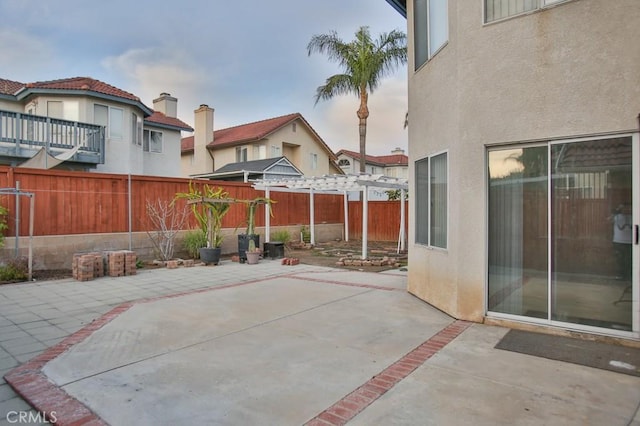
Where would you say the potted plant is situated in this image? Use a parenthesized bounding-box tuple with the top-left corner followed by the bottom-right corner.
(245, 238, 261, 265)
(237, 197, 274, 263)
(175, 182, 233, 265)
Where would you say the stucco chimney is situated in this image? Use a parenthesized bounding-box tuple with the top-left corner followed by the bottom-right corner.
(193, 104, 214, 173)
(153, 92, 178, 118)
(391, 147, 405, 155)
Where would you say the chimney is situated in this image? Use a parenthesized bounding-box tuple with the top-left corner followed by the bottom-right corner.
(153, 92, 177, 118)
(391, 147, 405, 155)
(193, 104, 214, 173)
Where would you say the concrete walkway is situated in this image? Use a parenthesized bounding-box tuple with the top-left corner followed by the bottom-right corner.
(1, 260, 640, 425)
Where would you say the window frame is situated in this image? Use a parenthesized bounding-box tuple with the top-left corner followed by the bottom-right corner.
(415, 150, 449, 249)
(413, 0, 449, 70)
(484, 0, 572, 24)
(143, 129, 163, 153)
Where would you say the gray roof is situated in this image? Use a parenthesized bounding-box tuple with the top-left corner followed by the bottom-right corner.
(215, 157, 285, 173)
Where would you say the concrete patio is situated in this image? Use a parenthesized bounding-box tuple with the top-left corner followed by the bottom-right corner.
(1, 260, 639, 425)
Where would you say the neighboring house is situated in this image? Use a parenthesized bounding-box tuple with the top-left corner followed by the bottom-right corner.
(181, 107, 342, 180)
(337, 148, 408, 200)
(387, 0, 640, 338)
(0, 77, 192, 176)
(337, 148, 408, 178)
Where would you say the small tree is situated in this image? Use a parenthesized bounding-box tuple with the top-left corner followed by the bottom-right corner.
(145, 198, 188, 261)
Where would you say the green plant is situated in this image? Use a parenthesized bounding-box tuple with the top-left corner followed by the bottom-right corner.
(248, 238, 258, 253)
(136, 259, 145, 269)
(183, 230, 207, 259)
(238, 197, 275, 236)
(0, 257, 28, 282)
(0, 205, 8, 248)
(270, 229, 291, 245)
(174, 182, 233, 248)
(300, 225, 311, 243)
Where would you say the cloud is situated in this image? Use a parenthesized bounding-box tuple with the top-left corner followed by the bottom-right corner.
(0, 29, 59, 81)
(102, 46, 212, 127)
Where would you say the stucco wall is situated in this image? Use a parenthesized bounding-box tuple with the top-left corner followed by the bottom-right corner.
(407, 0, 640, 321)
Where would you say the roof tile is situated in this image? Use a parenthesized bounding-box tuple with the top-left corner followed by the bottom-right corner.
(146, 111, 193, 131)
(0, 78, 24, 95)
(24, 77, 140, 102)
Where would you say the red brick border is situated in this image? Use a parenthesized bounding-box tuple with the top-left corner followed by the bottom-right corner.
(4, 272, 447, 425)
(304, 320, 473, 426)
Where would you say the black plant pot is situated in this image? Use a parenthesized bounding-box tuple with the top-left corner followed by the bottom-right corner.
(199, 247, 221, 265)
(238, 234, 260, 263)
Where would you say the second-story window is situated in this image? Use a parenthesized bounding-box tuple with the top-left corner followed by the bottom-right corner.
(131, 113, 142, 146)
(414, 0, 448, 69)
(143, 130, 163, 153)
(272, 145, 281, 157)
(236, 146, 248, 162)
(310, 153, 318, 170)
(485, 0, 566, 23)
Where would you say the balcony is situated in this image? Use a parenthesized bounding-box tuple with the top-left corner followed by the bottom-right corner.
(0, 109, 105, 166)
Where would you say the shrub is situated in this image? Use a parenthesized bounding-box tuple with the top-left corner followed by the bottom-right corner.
(0, 205, 8, 248)
(0, 257, 28, 282)
(183, 230, 207, 259)
(270, 229, 291, 245)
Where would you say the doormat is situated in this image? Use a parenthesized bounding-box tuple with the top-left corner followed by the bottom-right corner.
(495, 329, 640, 377)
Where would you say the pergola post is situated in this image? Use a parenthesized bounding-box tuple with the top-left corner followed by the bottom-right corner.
(362, 186, 368, 260)
(264, 187, 271, 243)
(309, 187, 315, 245)
(343, 190, 349, 242)
(400, 188, 406, 252)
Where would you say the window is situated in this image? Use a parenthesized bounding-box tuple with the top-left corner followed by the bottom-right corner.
(414, 0, 448, 69)
(415, 152, 448, 248)
(236, 146, 248, 162)
(131, 113, 142, 146)
(109, 107, 124, 139)
(292, 123, 297, 132)
(272, 145, 281, 157)
(310, 153, 318, 170)
(143, 130, 163, 153)
(338, 159, 350, 167)
(94, 104, 108, 128)
(47, 101, 64, 119)
(485, 0, 567, 23)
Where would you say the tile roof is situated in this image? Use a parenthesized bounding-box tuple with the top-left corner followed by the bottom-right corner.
(145, 111, 193, 131)
(181, 113, 337, 161)
(338, 149, 408, 167)
(211, 113, 300, 147)
(555, 137, 632, 172)
(0, 78, 24, 95)
(22, 77, 141, 101)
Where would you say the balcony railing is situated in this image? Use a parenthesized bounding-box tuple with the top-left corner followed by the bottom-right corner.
(0, 109, 105, 165)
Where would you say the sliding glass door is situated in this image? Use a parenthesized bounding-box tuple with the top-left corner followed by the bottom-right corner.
(488, 136, 636, 333)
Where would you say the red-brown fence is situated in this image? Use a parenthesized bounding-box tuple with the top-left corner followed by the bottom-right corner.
(347, 200, 409, 242)
(0, 167, 346, 236)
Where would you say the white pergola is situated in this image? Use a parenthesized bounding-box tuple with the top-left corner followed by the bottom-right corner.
(253, 174, 408, 259)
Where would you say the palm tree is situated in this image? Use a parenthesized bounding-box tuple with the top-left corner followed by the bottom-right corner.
(308, 26, 407, 173)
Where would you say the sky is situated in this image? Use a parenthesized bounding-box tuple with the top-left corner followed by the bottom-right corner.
(0, 0, 408, 156)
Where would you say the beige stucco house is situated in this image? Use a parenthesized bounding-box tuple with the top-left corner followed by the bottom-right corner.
(387, 0, 639, 339)
(337, 148, 408, 200)
(181, 106, 342, 179)
(0, 77, 192, 176)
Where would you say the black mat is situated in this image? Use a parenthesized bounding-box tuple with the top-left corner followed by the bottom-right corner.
(495, 329, 640, 377)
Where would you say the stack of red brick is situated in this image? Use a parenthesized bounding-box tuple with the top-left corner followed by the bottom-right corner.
(72, 252, 103, 282)
(72, 250, 137, 281)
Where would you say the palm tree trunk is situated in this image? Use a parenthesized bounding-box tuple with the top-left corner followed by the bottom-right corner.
(357, 90, 369, 174)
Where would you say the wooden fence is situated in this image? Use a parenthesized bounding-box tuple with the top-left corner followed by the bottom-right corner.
(347, 200, 409, 242)
(0, 167, 406, 241)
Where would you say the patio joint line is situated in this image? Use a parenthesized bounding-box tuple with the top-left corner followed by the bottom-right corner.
(2, 273, 384, 425)
(283, 273, 405, 292)
(304, 320, 473, 426)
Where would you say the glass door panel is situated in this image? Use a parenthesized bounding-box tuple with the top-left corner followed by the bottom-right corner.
(550, 137, 633, 331)
(488, 147, 548, 318)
